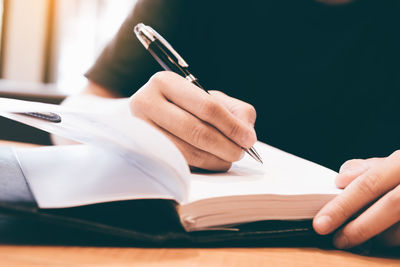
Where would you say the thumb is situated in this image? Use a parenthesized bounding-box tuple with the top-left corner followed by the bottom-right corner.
(336, 157, 383, 189)
(208, 90, 257, 128)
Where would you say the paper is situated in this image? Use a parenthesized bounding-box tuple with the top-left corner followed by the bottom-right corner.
(15, 145, 179, 208)
(186, 142, 341, 204)
(0, 97, 190, 202)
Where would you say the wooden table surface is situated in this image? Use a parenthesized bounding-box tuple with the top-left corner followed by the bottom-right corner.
(1, 246, 399, 267)
(0, 140, 399, 267)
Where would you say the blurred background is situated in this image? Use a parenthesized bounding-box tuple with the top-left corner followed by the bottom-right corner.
(0, 0, 136, 96)
(0, 0, 136, 144)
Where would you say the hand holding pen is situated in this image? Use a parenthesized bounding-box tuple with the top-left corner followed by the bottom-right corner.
(130, 23, 262, 171)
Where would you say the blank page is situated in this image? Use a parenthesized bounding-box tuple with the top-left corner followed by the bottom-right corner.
(15, 145, 179, 208)
(187, 142, 341, 204)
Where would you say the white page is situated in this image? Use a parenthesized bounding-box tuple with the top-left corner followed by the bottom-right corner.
(15, 145, 178, 208)
(0, 97, 190, 202)
(187, 142, 341, 204)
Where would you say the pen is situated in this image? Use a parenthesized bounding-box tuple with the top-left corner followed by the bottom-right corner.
(134, 23, 263, 164)
(20, 112, 62, 123)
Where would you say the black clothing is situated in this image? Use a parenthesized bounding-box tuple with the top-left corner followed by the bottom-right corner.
(86, 0, 400, 170)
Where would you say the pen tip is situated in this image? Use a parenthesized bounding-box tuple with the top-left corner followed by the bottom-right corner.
(245, 147, 263, 164)
(255, 156, 263, 164)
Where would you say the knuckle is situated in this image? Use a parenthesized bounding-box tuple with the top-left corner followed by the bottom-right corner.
(330, 199, 353, 221)
(245, 103, 257, 121)
(148, 71, 170, 88)
(228, 122, 243, 140)
(357, 172, 383, 196)
(191, 124, 215, 148)
(199, 98, 221, 120)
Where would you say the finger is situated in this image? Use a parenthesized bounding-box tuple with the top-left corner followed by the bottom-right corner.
(147, 119, 232, 171)
(333, 184, 400, 249)
(132, 89, 243, 163)
(377, 222, 400, 247)
(336, 158, 384, 189)
(314, 150, 400, 235)
(161, 128, 232, 171)
(208, 90, 257, 128)
(131, 115, 232, 171)
(150, 72, 257, 148)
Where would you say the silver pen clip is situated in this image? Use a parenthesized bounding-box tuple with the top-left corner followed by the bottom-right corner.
(18, 112, 62, 123)
(134, 23, 189, 68)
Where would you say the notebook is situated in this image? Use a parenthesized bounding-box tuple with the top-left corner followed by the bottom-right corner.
(0, 97, 341, 244)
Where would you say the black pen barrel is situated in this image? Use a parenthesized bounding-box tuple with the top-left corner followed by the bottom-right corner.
(148, 41, 190, 76)
(148, 41, 204, 90)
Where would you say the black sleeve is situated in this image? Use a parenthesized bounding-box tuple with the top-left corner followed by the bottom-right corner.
(84, 0, 186, 97)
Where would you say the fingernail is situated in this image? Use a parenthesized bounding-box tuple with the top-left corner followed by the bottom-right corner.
(314, 215, 332, 235)
(334, 234, 349, 249)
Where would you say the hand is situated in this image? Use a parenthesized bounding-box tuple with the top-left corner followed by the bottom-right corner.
(313, 151, 400, 249)
(129, 71, 257, 171)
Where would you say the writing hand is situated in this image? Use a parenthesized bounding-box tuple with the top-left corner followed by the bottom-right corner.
(130, 71, 257, 171)
(313, 152, 400, 248)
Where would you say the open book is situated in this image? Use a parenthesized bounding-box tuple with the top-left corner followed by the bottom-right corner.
(0, 97, 341, 232)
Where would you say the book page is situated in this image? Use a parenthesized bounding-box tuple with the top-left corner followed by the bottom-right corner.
(0, 97, 190, 203)
(15, 145, 179, 208)
(186, 142, 341, 204)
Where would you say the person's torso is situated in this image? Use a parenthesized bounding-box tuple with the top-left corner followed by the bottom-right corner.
(140, 0, 400, 169)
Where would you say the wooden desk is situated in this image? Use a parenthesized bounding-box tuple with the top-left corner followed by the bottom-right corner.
(0, 141, 399, 267)
(1, 247, 399, 267)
